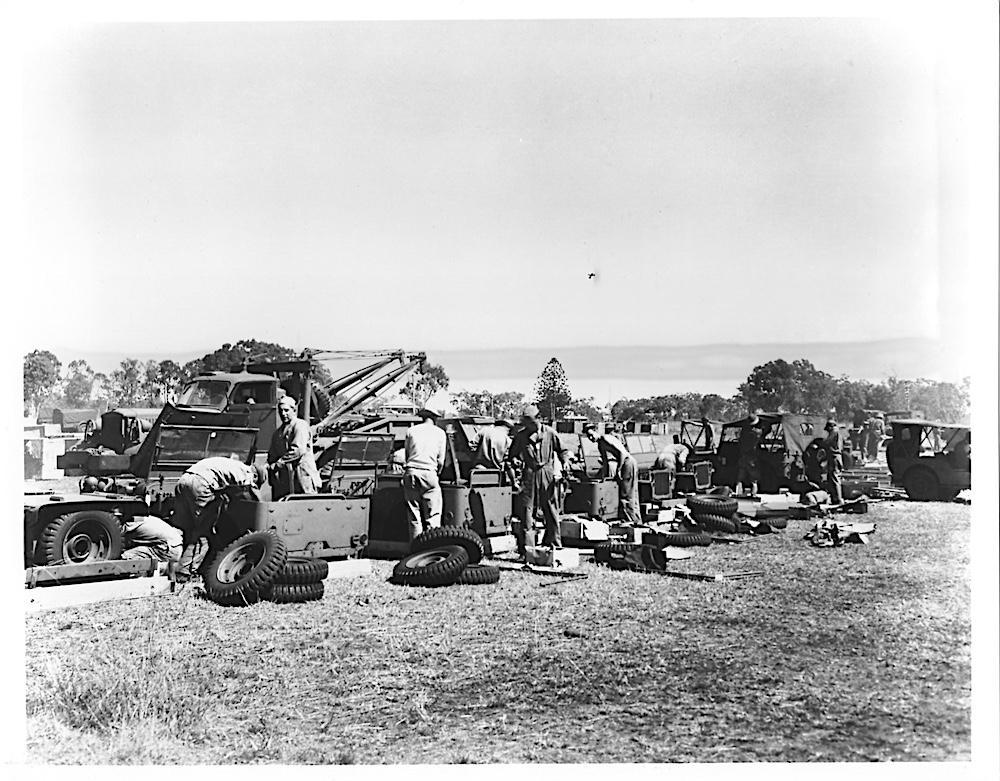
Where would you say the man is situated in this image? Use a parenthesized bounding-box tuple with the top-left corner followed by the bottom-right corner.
(700, 416, 716, 451)
(867, 413, 885, 462)
(268, 395, 321, 499)
(506, 405, 568, 553)
(402, 408, 448, 541)
(652, 441, 689, 500)
(821, 418, 845, 505)
(583, 423, 641, 525)
(736, 414, 762, 496)
(171, 456, 266, 580)
(121, 514, 183, 564)
(474, 418, 513, 474)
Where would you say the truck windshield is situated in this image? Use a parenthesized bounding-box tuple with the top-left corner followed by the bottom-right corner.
(153, 427, 257, 467)
(177, 380, 231, 409)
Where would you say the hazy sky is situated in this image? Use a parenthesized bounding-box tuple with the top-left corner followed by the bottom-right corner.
(18, 16, 980, 377)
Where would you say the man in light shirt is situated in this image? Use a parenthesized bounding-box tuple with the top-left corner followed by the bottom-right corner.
(121, 514, 183, 564)
(402, 408, 448, 541)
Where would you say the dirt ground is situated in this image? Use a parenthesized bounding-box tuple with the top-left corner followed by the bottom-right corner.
(23, 497, 971, 765)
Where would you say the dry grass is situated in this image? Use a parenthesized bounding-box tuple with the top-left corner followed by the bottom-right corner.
(25, 500, 971, 764)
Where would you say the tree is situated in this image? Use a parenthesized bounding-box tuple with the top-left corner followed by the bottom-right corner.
(566, 396, 605, 423)
(182, 339, 334, 388)
(62, 360, 96, 407)
(451, 389, 527, 418)
(534, 358, 572, 421)
(404, 363, 450, 407)
(23, 350, 61, 416)
(738, 359, 837, 414)
(145, 359, 183, 404)
(108, 359, 149, 406)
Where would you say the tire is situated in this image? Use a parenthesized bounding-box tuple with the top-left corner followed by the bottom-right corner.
(692, 512, 739, 534)
(454, 563, 500, 585)
(390, 545, 470, 587)
(411, 526, 484, 565)
(763, 516, 788, 530)
(608, 558, 631, 571)
(203, 530, 288, 607)
(660, 531, 712, 548)
(686, 495, 738, 517)
(264, 581, 325, 604)
(36, 510, 123, 565)
(310, 386, 332, 425)
(594, 542, 640, 564)
(273, 556, 329, 585)
(903, 467, 940, 502)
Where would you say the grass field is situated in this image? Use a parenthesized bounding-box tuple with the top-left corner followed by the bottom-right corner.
(24, 500, 971, 765)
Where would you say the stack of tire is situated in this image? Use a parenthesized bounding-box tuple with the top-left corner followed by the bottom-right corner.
(390, 527, 500, 587)
(203, 530, 329, 607)
(685, 494, 741, 534)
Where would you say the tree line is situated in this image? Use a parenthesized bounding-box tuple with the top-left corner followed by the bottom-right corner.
(26, 347, 969, 426)
(451, 357, 970, 425)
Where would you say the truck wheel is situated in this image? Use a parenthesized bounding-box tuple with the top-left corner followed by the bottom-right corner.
(203, 530, 287, 606)
(36, 510, 123, 565)
(660, 531, 712, 548)
(686, 495, 738, 518)
(264, 581, 325, 604)
(273, 556, 329, 585)
(390, 545, 470, 587)
(903, 467, 940, 502)
(455, 563, 500, 585)
(691, 512, 739, 534)
(411, 526, 484, 564)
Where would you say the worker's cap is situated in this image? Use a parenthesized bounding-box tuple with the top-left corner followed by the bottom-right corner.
(252, 463, 267, 486)
(825, 419, 837, 429)
(521, 405, 540, 419)
(747, 414, 760, 425)
(417, 408, 441, 420)
(583, 422, 599, 433)
(874, 412, 885, 418)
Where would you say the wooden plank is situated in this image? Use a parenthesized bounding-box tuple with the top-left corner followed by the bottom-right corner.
(26, 558, 159, 586)
(325, 558, 372, 579)
(25, 575, 174, 613)
(658, 570, 765, 583)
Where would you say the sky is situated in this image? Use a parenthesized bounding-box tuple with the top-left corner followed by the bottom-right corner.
(16, 14, 986, 371)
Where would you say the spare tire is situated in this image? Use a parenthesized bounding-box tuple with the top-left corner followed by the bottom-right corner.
(411, 526, 484, 564)
(391, 545, 470, 587)
(203, 530, 287, 607)
(692, 512, 739, 534)
(660, 531, 712, 548)
(273, 556, 329, 585)
(455, 563, 501, 585)
(265, 581, 325, 604)
(686, 495, 738, 517)
(36, 510, 123, 566)
(763, 516, 788, 530)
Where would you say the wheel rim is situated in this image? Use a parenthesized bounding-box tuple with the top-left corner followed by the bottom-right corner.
(407, 550, 453, 567)
(216, 541, 266, 583)
(61, 519, 113, 563)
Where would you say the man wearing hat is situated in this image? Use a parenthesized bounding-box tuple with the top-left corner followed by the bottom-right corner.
(171, 456, 267, 580)
(268, 394, 322, 499)
(402, 408, 448, 540)
(506, 405, 568, 554)
(736, 414, 763, 497)
(821, 417, 845, 505)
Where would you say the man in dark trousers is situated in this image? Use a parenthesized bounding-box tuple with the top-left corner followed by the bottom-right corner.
(268, 394, 322, 498)
(171, 456, 266, 580)
(585, 423, 642, 523)
(506, 405, 568, 554)
(822, 418, 845, 505)
(736, 414, 762, 496)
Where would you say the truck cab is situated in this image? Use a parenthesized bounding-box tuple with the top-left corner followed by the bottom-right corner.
(886, 420, 970, 501)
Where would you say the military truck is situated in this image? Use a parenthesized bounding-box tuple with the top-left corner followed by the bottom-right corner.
(886, 420, 971, 501)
